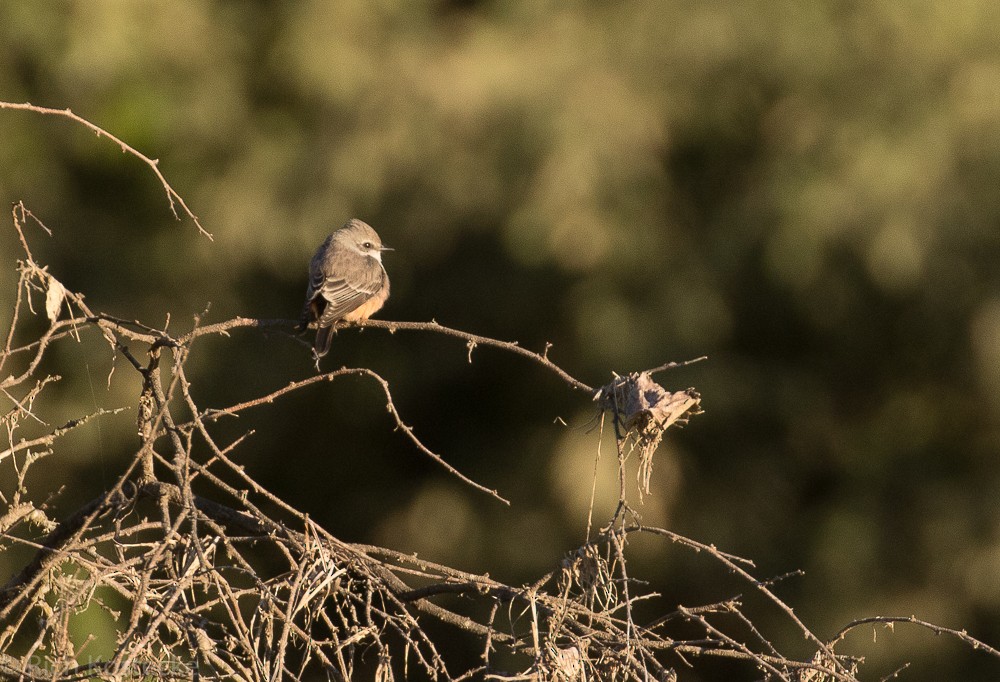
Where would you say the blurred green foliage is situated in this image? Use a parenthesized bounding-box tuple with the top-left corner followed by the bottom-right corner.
(3, 1, 1000, 678)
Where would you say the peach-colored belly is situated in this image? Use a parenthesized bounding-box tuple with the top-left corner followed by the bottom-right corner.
(342, 287, 389, 322)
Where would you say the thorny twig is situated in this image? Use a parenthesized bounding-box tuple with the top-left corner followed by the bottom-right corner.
(0, 102, 210, 239)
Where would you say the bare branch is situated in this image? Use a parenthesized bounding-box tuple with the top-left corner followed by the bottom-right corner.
(0, 102, 210, 239)
(830, 615, 1000, 657)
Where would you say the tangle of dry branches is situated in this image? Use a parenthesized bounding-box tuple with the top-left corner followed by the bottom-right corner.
(1, 102, 998, 681)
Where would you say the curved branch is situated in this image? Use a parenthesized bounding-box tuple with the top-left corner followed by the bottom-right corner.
(829, 615, 1000, 658)
(354, 319, 596, 394)
(0, 101, 210, 239)
(179, 316, 596, 394)
(200, 366, 510, 505)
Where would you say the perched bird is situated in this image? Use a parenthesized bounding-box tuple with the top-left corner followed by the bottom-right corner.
(301, 218, 391, 360)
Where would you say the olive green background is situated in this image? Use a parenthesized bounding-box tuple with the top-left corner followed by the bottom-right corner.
(3, 2, 1000, 679)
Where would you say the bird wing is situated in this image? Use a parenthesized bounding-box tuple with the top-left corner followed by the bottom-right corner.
(311, 266, 385, 326)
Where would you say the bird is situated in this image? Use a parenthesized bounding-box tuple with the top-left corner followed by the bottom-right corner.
(300, 218, 391, 361)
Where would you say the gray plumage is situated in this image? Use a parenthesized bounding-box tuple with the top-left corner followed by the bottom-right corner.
(301, 219, 391, 359)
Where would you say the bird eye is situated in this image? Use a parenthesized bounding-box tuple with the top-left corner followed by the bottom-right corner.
(363, 242, 373, 249)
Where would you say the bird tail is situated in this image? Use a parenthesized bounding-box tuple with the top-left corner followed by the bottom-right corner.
(314, 325, 335, 358)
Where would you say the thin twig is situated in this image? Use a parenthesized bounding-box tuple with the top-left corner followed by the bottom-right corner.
(830, 615, 1000, 657)
(0, 101, 210, 239)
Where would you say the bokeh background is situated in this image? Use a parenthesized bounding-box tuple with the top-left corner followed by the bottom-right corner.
(3, 1, 1000, 679)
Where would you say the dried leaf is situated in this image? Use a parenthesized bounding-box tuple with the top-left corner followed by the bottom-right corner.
(597, 371, 703, 495)
(45, 274, 65, 323)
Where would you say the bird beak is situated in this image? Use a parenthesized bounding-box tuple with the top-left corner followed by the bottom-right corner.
(380, 246, 394, 252)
